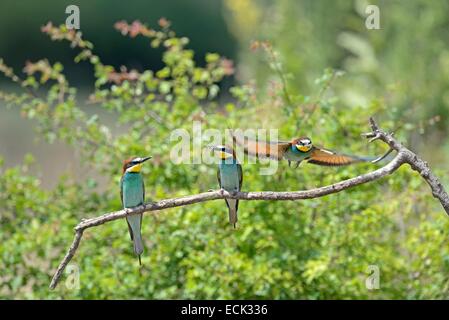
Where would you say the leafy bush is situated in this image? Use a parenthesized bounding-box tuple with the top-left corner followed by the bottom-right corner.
(1, 18, 449, 299)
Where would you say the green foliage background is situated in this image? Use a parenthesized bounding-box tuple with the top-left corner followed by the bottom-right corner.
(1, 0, 449, 299)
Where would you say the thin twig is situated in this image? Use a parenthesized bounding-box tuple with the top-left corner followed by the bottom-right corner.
(300, 71, 339, 128)
(262, 44, 293, 108)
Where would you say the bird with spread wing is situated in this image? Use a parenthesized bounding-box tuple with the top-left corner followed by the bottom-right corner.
(232, 132, 388, 168)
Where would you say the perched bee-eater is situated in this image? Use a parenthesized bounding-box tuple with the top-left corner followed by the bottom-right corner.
(120, 156, 152, 265)
(233, 133, 384, 168)
(212, 145, 243, 228)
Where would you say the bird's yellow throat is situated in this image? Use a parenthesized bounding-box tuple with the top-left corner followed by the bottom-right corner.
(296, 145, 311, 152)
(219, 151, 233, 159)
(127, 163, 142, 173)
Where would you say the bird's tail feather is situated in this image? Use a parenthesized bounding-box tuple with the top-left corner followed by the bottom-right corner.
(226, 199, 238, 227)
(126, 214, 144, 260)
(356, 148, 395, 164)
(133, 230, 144, 256)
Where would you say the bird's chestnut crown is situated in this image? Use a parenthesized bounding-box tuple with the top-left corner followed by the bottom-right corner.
(123, 156, 152, 173)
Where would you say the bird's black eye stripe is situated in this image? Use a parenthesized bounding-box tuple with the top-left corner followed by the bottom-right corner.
(221, 147, 226, 151)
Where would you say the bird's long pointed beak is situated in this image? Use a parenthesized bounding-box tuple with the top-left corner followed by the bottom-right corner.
(141, 156, 152, 163)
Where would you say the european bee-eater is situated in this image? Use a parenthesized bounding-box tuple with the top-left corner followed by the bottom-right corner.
(212, 145, 243, 228)
(232, 133, 384, 168)
(120, 156, 152, 265)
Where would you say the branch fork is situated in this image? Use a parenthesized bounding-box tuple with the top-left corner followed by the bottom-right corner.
(49, 118, 449, 289)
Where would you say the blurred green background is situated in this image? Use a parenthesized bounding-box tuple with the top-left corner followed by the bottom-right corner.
(0, 0, 236, 188)
(1, 0, 449, 299)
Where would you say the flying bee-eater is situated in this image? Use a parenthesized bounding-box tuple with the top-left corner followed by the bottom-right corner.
(232, 133, 386, 168)
(211, 145, 243, 228)
(120, 156, 152, 265)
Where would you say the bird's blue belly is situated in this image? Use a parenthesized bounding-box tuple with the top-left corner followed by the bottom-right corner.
(122, 173, 144, 208)
(219, 163, 240, 191)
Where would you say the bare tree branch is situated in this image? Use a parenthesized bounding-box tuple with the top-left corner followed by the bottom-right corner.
(49, 118, 449, 290)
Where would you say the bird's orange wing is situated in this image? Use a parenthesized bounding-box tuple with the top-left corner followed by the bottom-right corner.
(307, 146, 364, 166)
(232, 132, 290, 160)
